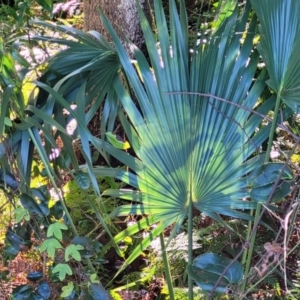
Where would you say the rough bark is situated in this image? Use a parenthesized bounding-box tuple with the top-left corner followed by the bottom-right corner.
(83, 0, 153, 51)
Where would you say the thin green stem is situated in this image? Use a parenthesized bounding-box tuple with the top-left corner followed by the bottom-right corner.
(242, 93, 282, 289)
(188, 200, 194, 300)
(242, 209, 254, 266)
(160, 233, 175, 300)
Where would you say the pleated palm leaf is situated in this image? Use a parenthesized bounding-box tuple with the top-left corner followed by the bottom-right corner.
(251, 0, 300, 111)
(90, 0, 275, 271)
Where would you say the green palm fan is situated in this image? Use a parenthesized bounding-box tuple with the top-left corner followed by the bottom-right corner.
(91, 0, 274, 272)
(251, 0, 300, 111)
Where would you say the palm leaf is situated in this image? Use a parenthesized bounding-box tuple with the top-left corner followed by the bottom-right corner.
(93, 0, 274, 269)
(251, 0, 300, 110)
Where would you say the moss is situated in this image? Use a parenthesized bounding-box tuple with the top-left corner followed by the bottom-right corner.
(291, 154, 300, 164)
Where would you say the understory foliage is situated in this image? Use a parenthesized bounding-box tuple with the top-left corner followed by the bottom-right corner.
(1, 0, 300, 299)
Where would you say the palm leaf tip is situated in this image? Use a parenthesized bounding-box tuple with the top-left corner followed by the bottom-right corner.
(251, 0, 300, 110)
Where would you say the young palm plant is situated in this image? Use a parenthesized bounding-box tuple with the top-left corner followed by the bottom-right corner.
(3, 0, 295, 298)
(84, 0, 292, 296)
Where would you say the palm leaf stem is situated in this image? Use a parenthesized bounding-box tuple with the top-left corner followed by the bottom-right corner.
(188, 199, 193, 300)
(243, 93, 282, 286)
(159, 233, 175, 300)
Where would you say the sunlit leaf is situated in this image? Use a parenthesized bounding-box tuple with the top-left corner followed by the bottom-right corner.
(40, 238, 62, 259)
(106, 132, 130, 149)
(64, 244, 84, 262)
(52, 263, 73, 281)
(47, 222, 68, 240)
(61, 282, 74, 298)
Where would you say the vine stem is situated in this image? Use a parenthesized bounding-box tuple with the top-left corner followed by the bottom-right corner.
(28, 128, 97, 274)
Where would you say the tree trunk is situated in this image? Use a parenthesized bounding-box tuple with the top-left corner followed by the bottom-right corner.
(83, 0, 153, 51)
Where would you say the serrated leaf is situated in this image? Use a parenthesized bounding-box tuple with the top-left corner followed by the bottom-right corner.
(52, 263, 73, 281)
(14, 207, 30, 222)
(40, 238, 62, 258)
(64, 244, 84, 262)
(61, 282, 74, 298)
(106, 132, 130, 149)
(47, 222, 68, 240)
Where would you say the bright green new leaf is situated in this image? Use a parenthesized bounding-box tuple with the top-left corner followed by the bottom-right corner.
(61, 282, 74, 298)
(47, 223, 68, 240)
(14, 207, 30, 222)
(52, 264, 73, 282)
(40, 238, 62, 259)
(106, 132, 130, 149)
(64, 244, 84, 262)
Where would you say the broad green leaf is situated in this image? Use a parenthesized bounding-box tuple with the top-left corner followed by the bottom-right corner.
(250, 181, 293, 203)
(64, 244, 84, 262)
(106, 132, 131, 149)
(11, 284, 33, 300)
(61, 282, 74, 298)
(6, 231, 23, 252)
(0, 169, 18, 191)
(88, 283, 111, 300)
(248, 163, 294, 188)
(37, 281, 51, 299)
(187, 253, 243, 293)
(52, 264, 73, 282)
(248, 163, 294, 202)
(40, 238, 62, 259)
(27, 272, 43, 282)
(47, 223, 68, 240)
(74, 171, 90, 190)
